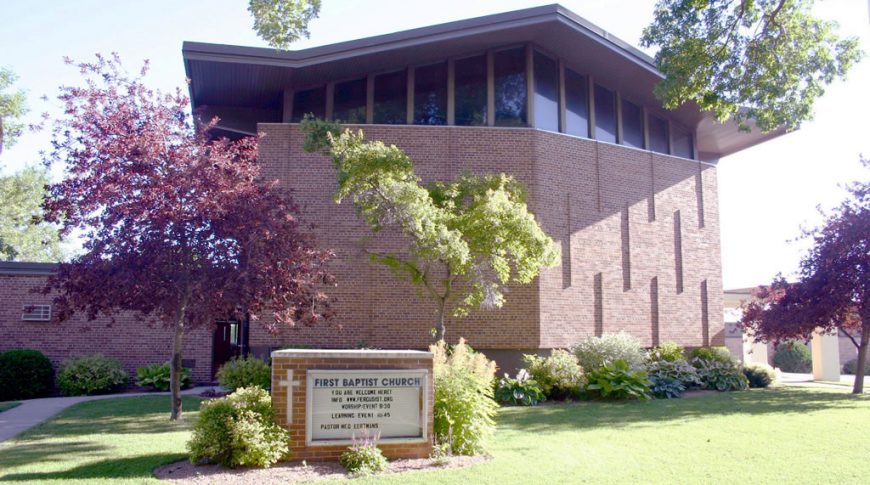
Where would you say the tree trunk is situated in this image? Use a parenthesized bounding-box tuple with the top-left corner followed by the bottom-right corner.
(434, 298, 447, 342)
(170, 298, 188, 421)
(852, 324, 869, 394)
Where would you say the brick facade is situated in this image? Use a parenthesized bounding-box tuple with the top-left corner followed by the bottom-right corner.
(253, 123, 724, 360)
(0, 272, 214, 383)
(0, 124, 724, 379)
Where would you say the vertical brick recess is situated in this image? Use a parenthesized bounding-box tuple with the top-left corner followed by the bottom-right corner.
(621, 206, 631, 291)
(701, 279, 710, 347)
(673, 210, 684, 295)
(270, 349, 434, 461)
(593, 272, 604, 337)
(650, 276, 659, 346)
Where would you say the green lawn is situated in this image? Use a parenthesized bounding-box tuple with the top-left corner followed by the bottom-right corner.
(0, 402, 21, 413)
(1, 389, 869, 484)
(0, 396, 201, 484)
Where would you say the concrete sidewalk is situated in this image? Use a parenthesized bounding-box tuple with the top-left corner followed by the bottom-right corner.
(0, 386, 221, 443)
(779, 372, 868, 391)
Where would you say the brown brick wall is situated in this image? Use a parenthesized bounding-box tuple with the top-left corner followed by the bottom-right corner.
(271, 352, 434, 460)
(0, 274, 215, 383)
(255, 124, 724, 354)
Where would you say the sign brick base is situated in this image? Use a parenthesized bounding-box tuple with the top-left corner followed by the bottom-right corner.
(271, 349, 434, 461)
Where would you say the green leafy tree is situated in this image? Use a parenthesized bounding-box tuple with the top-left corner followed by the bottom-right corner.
(0, 167, 62, 262)
(0, 67, 28, 155)
(248, 0, 321, 50)
(304, 119, 558, 341)
(642, 0, 863, 132)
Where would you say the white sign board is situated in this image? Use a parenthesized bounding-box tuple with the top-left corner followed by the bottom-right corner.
(306, 369, 427, 445)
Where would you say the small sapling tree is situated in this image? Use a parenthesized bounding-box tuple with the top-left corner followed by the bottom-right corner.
(41, 55, 334, 419)
(303, 119, 558, 341)
(741, 159, 869, 393)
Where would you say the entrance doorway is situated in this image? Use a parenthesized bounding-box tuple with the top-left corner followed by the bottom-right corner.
(212, 320, 242, 378)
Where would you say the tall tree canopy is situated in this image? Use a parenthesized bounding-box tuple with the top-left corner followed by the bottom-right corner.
(0, 166, 62, 262)
(249, 0, 322, 50)
(741, 158, 869, 393)
(303, 119, 558, 341)
(42, 55, 335, 419)
(0, 67, 28, 155)
(642, 0, 863, 132)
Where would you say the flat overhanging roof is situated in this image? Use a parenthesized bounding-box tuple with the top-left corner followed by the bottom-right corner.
(183, 3, 787, 160)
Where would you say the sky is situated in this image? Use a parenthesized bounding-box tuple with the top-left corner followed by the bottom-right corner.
(1, 0, 868, 290)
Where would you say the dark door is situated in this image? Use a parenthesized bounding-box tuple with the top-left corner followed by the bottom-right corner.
(212, 320, 241, 378)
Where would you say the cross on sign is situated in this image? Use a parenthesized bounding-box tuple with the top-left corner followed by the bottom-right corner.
(278, 369, 301, 421)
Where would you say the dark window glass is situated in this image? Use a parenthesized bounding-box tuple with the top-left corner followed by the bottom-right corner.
(533, 51, 559, 132)
(373, 70, 407, 124)
(414, 62, 447, 125)
(454, 55, 487, 126)
(291, 87, 326, 122)
(564, 68, 588, 137)
(648, 114, 669, 154)
(594, 85, 616, 143)
(494, 48, 527, 127)
(621, 99, 644, 148)
(333, 78, 367, 123)
(672, 124, 694, 159)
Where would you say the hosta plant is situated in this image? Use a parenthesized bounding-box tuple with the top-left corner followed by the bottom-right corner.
(646, 359, 702, 399)
(137, 362, 191, 391)
(585, 359, 652, 400)
(693, 359, 749, 392)
(494, 369, 545, 406)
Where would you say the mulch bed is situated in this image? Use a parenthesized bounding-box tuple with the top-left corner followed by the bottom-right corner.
(154, 455, 489, 484)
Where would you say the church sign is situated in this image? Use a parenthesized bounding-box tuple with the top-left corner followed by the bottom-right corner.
(270, 348, 434, 461)
(307, 369, 427, 444)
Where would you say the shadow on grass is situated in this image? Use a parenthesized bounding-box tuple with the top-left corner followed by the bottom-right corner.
(21, 396, 201, 439)
(498, 388, 870, 433)
(0, 441, 109, 468)
(0, 453, 184, 481)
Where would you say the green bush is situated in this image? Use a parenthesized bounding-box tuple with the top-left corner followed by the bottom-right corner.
(773, 343, 812, 373)
(494, 370, 545, 406)
(431, 338, 498, 456)
(136, 363, 192, 391)
(585, 359, 652, 400)
(572, 331, 645, 371)
(689, 346, 733, 365)
(56, 355, 128, 396)
(187, 387, 289, 468)
(647, 342, 686, 363)
(693, 359, 749, 391)
(217, 356, 271, 391)
(743, 363, 776, 388)
(0, 349, 54, 400)
(522, 349, 586, 399)
(645, 359, 701, 399)
(843, 358, 870, 375)
(339, 435, 389, 476)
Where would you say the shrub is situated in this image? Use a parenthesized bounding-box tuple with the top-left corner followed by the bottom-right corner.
(494, 370, 545, 406)
(743, 363, 776, 388)
(842, 358, 870, 375)
(693, 359, 748, 391)
(0, 349, 54, 400)
(572, 331, 645, 371)
(217, 356, 271, 391)
(585, 359, 652, 400)
(188, 387, 289, 468)
(56, 355, 128, 396)
(522, 349, 586, 399)
(339, 434, 389, 476)
(136, 363, 192, 391)
(645, 359, 701, 399)
(431, 338, 498, 456)
(647, 342, 685, 363)
(689, 346, 733, 365)
(773, 343, 812, 373)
